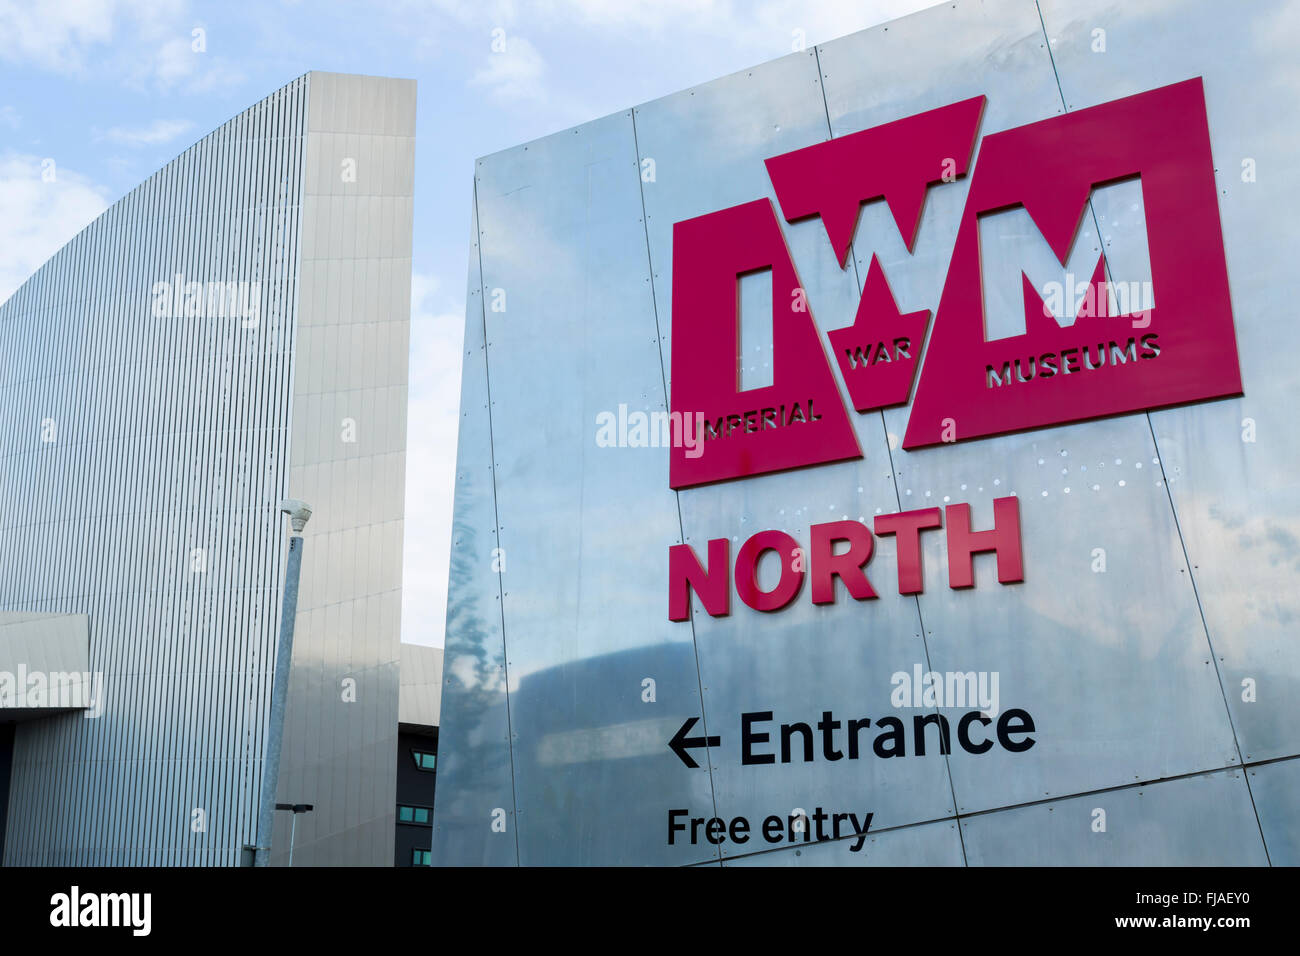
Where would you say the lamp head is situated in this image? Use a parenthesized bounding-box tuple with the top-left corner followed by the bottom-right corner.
(279, 499, 312, 534)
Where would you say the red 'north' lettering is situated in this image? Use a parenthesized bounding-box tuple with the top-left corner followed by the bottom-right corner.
(668, 497, 1023, 620)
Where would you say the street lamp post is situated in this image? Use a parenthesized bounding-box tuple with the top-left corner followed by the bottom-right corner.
(253, 498, 312, 867)
(276, 803, 315, 867)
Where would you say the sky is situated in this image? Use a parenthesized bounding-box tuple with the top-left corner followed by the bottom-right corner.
(0, 0, 933, 646)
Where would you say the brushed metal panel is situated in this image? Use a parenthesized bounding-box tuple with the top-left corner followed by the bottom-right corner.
(961, 767, 1268, 865)
(632, 50, 956, 848)
(398, 643, 443, 727)
(434, 0, 1297, 865)
(818, 0, 1240, 813)
(430, 195, 519, 867)
(275, 72, 414, 866)
(723, 818, 964, 866)
(0, 613, 89, 699)
(473, 112, 715, 865)
(1038, 0, 1300, 766)
(1248, 757, 1300, 865)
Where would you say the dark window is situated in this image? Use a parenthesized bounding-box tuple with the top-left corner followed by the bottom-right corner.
(411, 749, 437, 772)
(398, 804, 432, 827)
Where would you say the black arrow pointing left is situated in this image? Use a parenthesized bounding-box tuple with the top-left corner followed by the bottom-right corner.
(669, 716, 720, 769)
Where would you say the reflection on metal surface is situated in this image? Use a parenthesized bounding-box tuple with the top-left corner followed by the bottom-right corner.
(961, 768, 1268, 866)
(1247, 758, 1300, 865)
(1038, 0, 1300, 767)
(724, 818, 964, 867)
(429, 196, 519, 867)
(435, 0, 1297, 866)
(537, 717, 683, 767)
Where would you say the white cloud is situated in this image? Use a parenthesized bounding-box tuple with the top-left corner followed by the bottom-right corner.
(138, 30, 245, 94)
(0, 1, 242, 93)
(379, 0, 519, 29)
(401, 272, 466, 648)
(177, 58, 246, 95)
(469, 34, 548, 104)
(101, 118, 193, 146)
(0, 152, 108, 306)
(153, 34, 197, 86)
(525, 0, 933, 52)
(0, 0, 118, 73)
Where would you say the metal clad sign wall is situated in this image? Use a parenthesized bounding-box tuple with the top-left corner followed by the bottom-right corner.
(432, 0, 1299, 865)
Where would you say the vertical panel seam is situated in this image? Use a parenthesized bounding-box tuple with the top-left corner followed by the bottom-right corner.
(1033, 0, 1271, 865)
(812, 40, 970, 866)
(629, 108, 723, 864)
(471, 178, 522, 866)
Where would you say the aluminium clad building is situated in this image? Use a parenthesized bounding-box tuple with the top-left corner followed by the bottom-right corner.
(0, 72, 415, 865)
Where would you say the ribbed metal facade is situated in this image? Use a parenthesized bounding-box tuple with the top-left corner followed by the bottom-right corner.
(0, 71, 414, 866)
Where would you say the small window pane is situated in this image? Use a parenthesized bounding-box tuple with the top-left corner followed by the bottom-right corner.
(399, 806, 413, 822)
(411, 750, 437, 771)
(414, 807, 429, 824)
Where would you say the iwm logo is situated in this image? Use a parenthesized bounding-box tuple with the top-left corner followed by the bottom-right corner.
(668, 78, 1241, 489)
